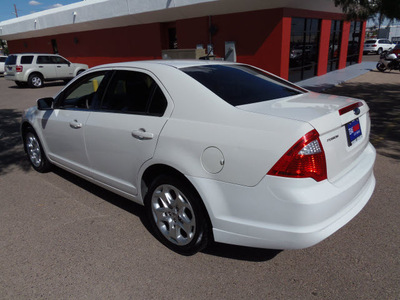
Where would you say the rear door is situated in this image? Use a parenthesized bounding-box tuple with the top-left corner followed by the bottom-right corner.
(84, 69, 170, 195)
(37, 55, 57, 79)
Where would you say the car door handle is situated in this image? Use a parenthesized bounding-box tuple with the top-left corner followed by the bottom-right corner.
(132, 129, 154, 140)
(69, 120, 82, 129)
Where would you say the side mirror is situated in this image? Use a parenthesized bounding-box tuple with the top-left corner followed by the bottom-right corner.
(37, 97, 54, 110)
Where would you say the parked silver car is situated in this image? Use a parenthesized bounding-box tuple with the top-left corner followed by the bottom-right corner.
(4, 53, 88, 88)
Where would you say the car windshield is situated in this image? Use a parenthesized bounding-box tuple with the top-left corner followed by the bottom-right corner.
(365, 40, 377, 44)
(181, 65, 303, 106)
(5, 55, 17, 65)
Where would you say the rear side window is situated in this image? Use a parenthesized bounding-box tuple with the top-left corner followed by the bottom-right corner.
(100, 70, 167, 116)
(182, 65, 302, 106)
(20, 56, 34, 64)
(0, 57, 6, 63)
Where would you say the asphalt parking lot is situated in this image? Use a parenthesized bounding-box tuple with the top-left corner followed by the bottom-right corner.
(0, 67, 399, 299)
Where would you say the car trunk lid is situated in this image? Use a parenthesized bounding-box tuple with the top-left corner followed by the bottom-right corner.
(237, 92, 371, 182)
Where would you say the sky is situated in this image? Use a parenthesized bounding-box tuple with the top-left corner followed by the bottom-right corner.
(0, 0, 82, 22)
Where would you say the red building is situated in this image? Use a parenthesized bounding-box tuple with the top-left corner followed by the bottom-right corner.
(0, 0, 366, 82)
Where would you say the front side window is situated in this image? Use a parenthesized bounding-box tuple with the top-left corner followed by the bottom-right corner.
(182, 65, 302, 106)
(100, 70, 167, 116)
(52, 56, 69, 64)
(57, 71, 107, 109)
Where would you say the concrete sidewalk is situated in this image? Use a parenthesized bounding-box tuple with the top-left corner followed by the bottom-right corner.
(297, 61, 377, 92)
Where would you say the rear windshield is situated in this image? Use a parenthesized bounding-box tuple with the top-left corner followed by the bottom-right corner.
(5, 55, 17, 65)
(182, 65, 302, 106)
(365, 40, 377, 44)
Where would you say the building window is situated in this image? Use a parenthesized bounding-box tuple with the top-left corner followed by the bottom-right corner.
(289, 18, 321, 82)
(51, 39, 58, 54)
(328, 20, 342, 72)
(347, 21, 362, 66)
(168, 27, 177, 49)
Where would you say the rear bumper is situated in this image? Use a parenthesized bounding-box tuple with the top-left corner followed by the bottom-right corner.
(188, 142, 376, 250)
(4, 73, 25, 82)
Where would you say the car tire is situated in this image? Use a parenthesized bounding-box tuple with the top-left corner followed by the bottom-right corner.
(24, 128, 51, 172)
(376, 62, 386, 72)
(377, 48, 383, 55)
(145, 174, 211, 255)
(28, 73, 44, 88)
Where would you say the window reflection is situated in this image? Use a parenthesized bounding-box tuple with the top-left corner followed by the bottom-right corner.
(347, 21, 362, 66)
(289, 18, 321, 82)
(328, 20, 342, 72)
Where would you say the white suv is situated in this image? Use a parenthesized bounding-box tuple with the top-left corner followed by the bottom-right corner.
(4, 53, 88, 88)
(363, 39, 396, 55)
(0, 55, 7, 74)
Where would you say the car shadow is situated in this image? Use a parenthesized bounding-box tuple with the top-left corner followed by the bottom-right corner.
(0, 108, 32, 175)
(51, 166, 282, 261)
(7, 81, 66, 89)
(323, 74, 400, 160)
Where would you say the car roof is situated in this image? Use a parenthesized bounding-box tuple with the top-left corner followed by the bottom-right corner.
(9, 53, 62, 56)
(91, 59, 237, 71)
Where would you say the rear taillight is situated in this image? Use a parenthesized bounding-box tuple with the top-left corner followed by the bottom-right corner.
(16, 65, 23, 72)
(267, 129, 327, 182)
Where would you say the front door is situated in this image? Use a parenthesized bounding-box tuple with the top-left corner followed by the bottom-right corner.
(39, 71, 108, 175)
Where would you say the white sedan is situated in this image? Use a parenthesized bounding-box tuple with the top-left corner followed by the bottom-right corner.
(21, 60, 376, 255)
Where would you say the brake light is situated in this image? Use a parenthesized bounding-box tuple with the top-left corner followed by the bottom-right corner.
(16, 65, 23, 72)
(339, 102, 363, 115)
(267, 129, 327, 182)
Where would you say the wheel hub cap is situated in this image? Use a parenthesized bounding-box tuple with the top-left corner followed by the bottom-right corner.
(26, 133, 42, 167)
(151, 184, 196, 246)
